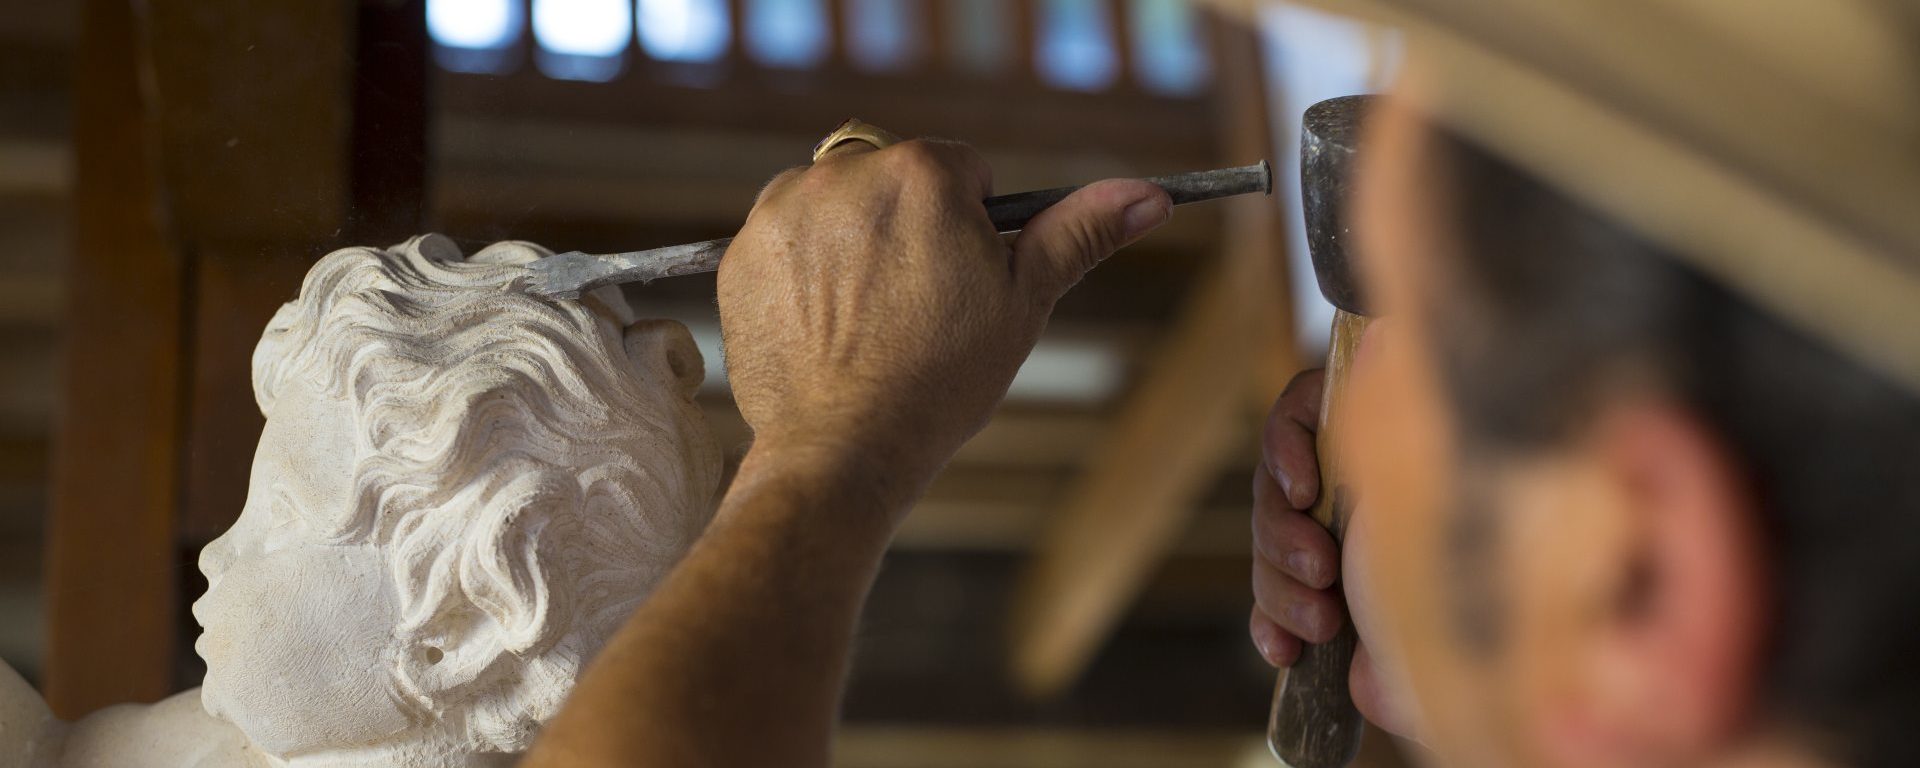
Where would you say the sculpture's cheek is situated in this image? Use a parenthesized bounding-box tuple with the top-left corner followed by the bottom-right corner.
(197, 541, 411, 756)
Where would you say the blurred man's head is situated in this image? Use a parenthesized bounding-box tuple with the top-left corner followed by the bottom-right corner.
(1344, 88, 1920, 768)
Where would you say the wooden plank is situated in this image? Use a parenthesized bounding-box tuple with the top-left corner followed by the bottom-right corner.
(433, 66, 1215, 161)
(428, 115, 1227, 253)
(699, 403, 1115, 471)
(834, 726, 1262, 768)
(835, 725, 1412, 768)
(0, 41, 75, 141)
(0, 141, 71, 195)
(43, 0, 185, 717)
(0, 329, 60, 435)
(0, 277, 63, 327)
(1006, 13, 1294, 698)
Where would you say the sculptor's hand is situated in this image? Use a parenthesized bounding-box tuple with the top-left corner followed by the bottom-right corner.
(1251, 367, 1419, 739)
(719, 139, 1172, 502)
(538, 140, 1169, 768)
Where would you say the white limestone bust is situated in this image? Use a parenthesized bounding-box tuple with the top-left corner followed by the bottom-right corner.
(1, 235, 722, 767)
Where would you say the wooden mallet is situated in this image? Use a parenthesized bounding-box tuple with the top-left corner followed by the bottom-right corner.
(1266, 94, 1375, 768)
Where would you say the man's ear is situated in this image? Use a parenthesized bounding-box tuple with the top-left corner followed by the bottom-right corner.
(1538, 399, 1766, 767)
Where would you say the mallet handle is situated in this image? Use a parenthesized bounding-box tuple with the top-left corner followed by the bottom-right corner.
(1267, 308, 1369, 768)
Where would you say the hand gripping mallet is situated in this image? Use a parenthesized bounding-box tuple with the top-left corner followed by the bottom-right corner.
(1266, 94, 1375, 768)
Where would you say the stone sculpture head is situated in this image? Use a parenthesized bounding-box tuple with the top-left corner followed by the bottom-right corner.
(191, 235, 721, 761)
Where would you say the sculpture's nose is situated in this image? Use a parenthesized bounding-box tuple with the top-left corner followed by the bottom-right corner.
(199, 530, 235, 583)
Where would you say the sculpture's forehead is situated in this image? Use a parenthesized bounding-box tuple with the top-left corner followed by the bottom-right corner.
(254, 377, 359, 523)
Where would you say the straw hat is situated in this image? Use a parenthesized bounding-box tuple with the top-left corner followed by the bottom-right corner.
(1208, 0, 1920, 392)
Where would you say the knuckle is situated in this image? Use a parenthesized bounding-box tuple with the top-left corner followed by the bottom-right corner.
(884, 140, 947, 179)
(793, 162, 847, 194)
(754, 166, 809, 206)
(923, 138, 991, 180)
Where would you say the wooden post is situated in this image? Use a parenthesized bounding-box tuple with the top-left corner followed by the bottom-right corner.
(348, 0, 430, 247)
(1007, 11, 1295, 698)
(44, 0, 188, 716)
(47, 0, 391, 713)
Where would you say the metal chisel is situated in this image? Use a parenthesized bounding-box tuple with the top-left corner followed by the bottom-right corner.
(523, 161, 1272, 300)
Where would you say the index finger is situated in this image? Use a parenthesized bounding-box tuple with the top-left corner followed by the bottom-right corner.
(1263, 368, 1326, 509)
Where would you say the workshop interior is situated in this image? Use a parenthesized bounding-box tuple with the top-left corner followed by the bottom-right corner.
(0, 0, 1410, 765)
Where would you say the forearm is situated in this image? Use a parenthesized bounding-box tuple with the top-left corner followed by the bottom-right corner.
(525, 442, 919, 768)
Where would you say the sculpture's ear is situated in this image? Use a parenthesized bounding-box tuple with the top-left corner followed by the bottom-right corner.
(623, 320, 706, 400)
(390, 475, 569, 710)
(413, 233, 467, 264)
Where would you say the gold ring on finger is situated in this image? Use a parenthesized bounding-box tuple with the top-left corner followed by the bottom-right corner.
(812, 118, 903, 163)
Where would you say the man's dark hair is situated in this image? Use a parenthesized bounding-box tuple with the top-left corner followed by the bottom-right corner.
(1424, 126, 1920, 768)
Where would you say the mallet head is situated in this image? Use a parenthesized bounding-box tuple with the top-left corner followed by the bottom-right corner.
(1301, 95, 1375, 317)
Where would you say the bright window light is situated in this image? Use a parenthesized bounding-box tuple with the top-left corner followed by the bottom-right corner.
(746, 0, 831, 69)
(1037, 0, 1118, 92)
(428, 0, 518, 49)
(638, 0, 731, 62)
(533, 0, 633, 57)
(1005, 337, 1125, 403)
(1131, 0, 1209, 95)
(686, 320, 1124, 404)
(848, 0, 920, 72)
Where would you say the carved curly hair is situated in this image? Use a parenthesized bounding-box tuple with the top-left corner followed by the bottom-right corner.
(250, 234, 721, 751)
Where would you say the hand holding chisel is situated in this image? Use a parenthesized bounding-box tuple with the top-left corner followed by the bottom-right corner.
(523, 162, 1272, 300)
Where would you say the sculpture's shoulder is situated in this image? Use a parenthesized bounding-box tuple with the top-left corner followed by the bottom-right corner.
(0, 661, 62, 768)
(58, 689, 265, 768)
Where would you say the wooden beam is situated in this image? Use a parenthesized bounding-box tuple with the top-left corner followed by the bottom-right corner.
(1006, 13, 1295, 698)
(43, 0, 185, 716)
(1006, 262, 1259, 696)
(0, 141, 70, 195)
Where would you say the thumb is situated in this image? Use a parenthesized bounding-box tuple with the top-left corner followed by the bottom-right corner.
(1011, 179, 1172, 303)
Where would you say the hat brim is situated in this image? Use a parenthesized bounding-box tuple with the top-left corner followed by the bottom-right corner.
(1207, 0, 1920, 392)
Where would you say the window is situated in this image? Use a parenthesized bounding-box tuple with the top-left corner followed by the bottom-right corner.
(637, 0, 731, 63)
(847, 0, 921, 72)
(1036, 0, 1119, 92)
(427, 0, 523, 74)
(746, 0, 832, 69)
(532, 0, 633, 81)
(1130, 0, 1208, 95)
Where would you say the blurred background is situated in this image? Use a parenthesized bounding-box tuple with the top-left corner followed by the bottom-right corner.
(0, 0, 1410, 764)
